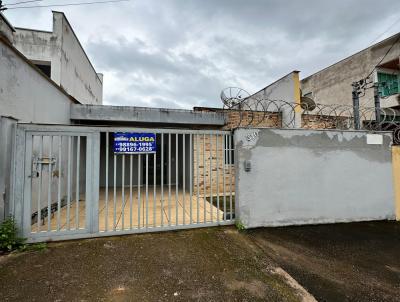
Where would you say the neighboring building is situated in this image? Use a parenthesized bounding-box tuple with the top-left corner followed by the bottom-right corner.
(247, 71, 301, 104)
(301, 33, 400, 109)
(195, 71, 302, 128)
(0, 12, 78, 124)
(4, 11, 103, 105)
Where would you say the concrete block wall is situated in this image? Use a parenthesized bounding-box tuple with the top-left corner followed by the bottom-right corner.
(222, 111, 282, 129)
(301, 114, 351, 129)
(192, 135, 235, 197)
(193, 107, 282, 130)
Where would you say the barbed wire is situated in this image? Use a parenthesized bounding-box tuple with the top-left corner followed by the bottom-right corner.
(220, 87, 400, 144)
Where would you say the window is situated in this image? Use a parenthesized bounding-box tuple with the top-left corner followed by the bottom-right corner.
(378, 72, 399, 97)
(32, 60, 51, 78)
(224, 135, 234, 165)
(35, 64, 51, 78)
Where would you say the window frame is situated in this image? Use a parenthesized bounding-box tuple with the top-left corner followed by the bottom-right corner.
(376, 68, 400, 97)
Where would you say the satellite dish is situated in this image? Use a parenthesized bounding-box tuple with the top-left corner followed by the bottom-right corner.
(300, 96, 316, 111)
(220, 87, 250, 108)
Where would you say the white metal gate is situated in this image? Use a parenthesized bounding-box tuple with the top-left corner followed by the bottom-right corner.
(12, 125, 235, 242)
(12, 125, 99, 242)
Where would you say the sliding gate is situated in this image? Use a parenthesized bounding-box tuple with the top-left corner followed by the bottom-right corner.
(13, 125, 235, 242)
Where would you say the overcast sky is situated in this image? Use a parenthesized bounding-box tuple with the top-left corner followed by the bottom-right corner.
(4, 0, 400, 108)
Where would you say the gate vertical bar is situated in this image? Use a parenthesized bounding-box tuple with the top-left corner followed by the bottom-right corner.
(209, 133, 213, 223)
(145, 154, 149, 229)
(138, 154, 141, 229)
(203, 134, 206, 222)
(175, 134, 179, 226)
(47, 136, 53, 231)
(129, 155, 133, 229)
(66, 136, 71, 230)
(189, 134, 193, 224)
(113, 153, 117, 231)
(223, 135, 226, 221)
(182, 134, 186, 225)
(196, 134, 199, 223)
(105, 132, 109, 232)
(168, 133, 171, 226)
(161, 133, 164, 227)
(216, 134, 219, 223)
(75, 136, 80, 229)
(121, 154, 125, 229)
(153, 149, 156, 227)
(229, 134, 233, 220)
(57, 136, 62, 231)
(37, 136, 43, 232)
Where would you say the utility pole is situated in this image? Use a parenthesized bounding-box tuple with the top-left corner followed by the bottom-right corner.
(373, 83, 381, 130)
(0, 1, 7, 12)
(352, 82, 361, 130)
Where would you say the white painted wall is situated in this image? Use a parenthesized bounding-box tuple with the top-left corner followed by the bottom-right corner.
(0, 38, 72, 123)
(0, 13, 15, 43)
(56, 12, 103, 104)
(0, 117, 17, 221)
(12, 11, 103, 105)
(235, 128, 395, 228)
(249, 72, 297, 103)
(247, 71, 300, 127)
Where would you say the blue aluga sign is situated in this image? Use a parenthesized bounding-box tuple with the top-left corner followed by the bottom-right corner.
(113, 132, 156, 154)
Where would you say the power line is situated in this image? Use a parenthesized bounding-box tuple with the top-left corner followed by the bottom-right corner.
(5, 0, 131, 10)
(369, 15, 400, 45)
(364, 33, 400, 81)
(352, 32, 400, 107)
(4, 0, 42, 6)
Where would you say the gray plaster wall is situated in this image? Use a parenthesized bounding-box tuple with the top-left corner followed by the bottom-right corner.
(235, 128, 396, 228)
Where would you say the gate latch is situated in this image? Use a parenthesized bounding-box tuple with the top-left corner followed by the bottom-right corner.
(31, 156, 57, 178)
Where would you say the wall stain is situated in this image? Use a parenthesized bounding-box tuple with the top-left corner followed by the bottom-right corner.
(237, 128, 392, 163)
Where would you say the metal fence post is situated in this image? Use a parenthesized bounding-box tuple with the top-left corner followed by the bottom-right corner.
(374, 83, 381, 130)
(352, 84, 361, 130)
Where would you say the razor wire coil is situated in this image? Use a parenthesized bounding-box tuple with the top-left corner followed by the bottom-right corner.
(221, 87, 400, 144)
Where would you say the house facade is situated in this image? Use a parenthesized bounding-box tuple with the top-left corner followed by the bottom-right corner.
(1, 10, 399, 241)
